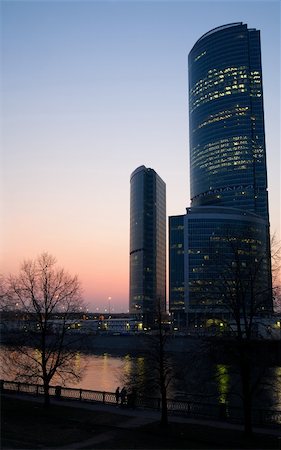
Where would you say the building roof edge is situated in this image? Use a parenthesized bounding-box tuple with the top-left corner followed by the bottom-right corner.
(190, 22, 245, 53)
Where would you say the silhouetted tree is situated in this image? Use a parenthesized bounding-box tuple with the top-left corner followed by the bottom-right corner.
(206, 227, 275, 435)
(271, 233, 281, 313)
(5, 252, 85, 406)
(122, 301, 173, 426)
(0, 275, 9, 311)
(147, 301, 173, 426)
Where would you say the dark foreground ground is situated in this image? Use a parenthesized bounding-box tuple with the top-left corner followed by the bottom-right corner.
(1, 395, 280, 450)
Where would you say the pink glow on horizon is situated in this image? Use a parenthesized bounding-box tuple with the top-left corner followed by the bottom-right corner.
(1, 2, 280, 313)
(1, 244, 130, 310)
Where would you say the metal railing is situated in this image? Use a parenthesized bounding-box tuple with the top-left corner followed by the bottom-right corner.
(1, 379, 280, 427)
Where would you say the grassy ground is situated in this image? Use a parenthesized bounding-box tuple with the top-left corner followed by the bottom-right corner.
(1, 395, 280, 449)
(94, 422, 281, 450)
(1, 396, 129, 449)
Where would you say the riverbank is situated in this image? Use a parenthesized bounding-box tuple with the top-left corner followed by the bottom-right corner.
(1, 394, 280, 449)
(2, 333, 280, 364)
(2, 332, 280, 357)
(0, 333, 201, 356)
(79, 333, 200, 354)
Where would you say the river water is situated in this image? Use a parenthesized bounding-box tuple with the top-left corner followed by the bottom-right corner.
(71, 352, 130, 392)
(1, 347, 280, 411)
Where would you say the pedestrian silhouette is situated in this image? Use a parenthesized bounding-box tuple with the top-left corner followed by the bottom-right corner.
(127, 387, 137, 408)
(115, 386, 120, 404)
(55, 385, 61, 399)
(120, 386, 127, 406)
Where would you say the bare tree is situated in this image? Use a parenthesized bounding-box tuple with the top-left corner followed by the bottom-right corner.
(146, 301, 173, 427)
(5, 252, 85, 406)
(271, 233, 281, 313)
(0, 274, 9, 311)
(206, 227, 275, 435)
(122, 301, 173, 426)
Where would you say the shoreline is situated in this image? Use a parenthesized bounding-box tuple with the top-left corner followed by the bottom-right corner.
(1, 333, 281, 362)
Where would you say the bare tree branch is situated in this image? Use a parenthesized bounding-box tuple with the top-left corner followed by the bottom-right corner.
(4, 252, 86, 406)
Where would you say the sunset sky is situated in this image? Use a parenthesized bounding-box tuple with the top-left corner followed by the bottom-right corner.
(1, 0, 280, 312)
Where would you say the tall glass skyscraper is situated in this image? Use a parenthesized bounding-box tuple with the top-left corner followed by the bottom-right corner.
(188, 23, 269, 220)
(129, 166, 166, 327)
(169, 23, 272, 328)
(187, 23, 272, 323)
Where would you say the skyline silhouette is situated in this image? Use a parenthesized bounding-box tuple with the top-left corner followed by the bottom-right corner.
(2, 1, 280, 311)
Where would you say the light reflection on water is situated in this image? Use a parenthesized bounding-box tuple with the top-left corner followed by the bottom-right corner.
(1, 348, 280, 410)
(70, 353, 149, 394)
(0, 346, 127, 392)
(67, 353, 133, 392)
(61, 353, 281, 411)
(216, 364, 230, 404)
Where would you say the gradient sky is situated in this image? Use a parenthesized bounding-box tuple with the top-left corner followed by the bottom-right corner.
(1, 0, 280, 312)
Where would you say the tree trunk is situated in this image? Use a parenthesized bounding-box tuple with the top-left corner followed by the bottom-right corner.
(243, 391, 252, 436)
(43, 382, 50, 407)
(240, 346, 252, 436)
(160, 386, 168, 427)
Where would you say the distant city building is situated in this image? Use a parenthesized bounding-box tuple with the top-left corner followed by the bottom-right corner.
(129, 166, 166, 327)
(97, 317, 142, 334)
(169, 215, 185, 329)
(169, 23, 272, 328)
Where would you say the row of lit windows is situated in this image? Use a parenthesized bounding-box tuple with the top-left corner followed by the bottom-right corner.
(190, 85, 247, 111)
(193, 138, 248, 152)
(210, 236, 262, 245)
(194, 50, 206, 61)
(192, 147, 249, 167)
(190, 66, 249, 107)
(249, 71, 262, 95)
(193, 135, 248, 153)
(208, 66, 247, 75)
(190, 74, 247, 98)
(192, 192, 261, 205)
(195, 106, 249, 131)
(197, 113, 232, 129)
(206, 153, 248, 163)
(253, 146, 264, 155)
(192, 66, 247, 92)
(251, 90, 262, 97)
(193, 183, 253, 193)
(192, 136, 250, 169)
(193, 148, 248, 168)
(171, 287, 184, 292)
(190, 68, 262, 111)
(188, 248, 257, 258)
(197, 151, 248, 165)
(200, 159, 251, 173)
(188, 279, 213, 286)
(250, 71, 261, 85)
(170, 243, 183, 249)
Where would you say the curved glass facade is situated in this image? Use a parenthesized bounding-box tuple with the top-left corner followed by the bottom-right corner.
(184, 207, 272, 324)
(167, 23, 274, 327)
(129, 166, 166, 326)
(188, 23, 269, 221)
